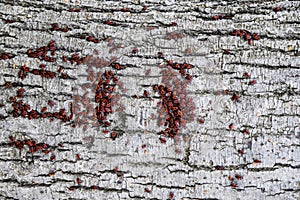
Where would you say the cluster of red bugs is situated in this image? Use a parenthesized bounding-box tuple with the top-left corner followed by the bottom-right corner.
(160, 68, 195, 128)
(27, 40, 56, 62)
(50, 23, 69, 32)
(166, 60, 194, 81)
(243, 72, 256, 85)
(230, 29, 260, 45)
(71, 55, 126, 131)
(8, 136, 52, 154)
(79, 35, 100, 43)
(18, 65, 56, 80)
(62, 53, 86, 65)
(212, 14, 232, 20)
(95, 70, 119, 139)
(110, 62, 126, 70)
(9, 87, 71, 122)
(228, 174, 243, 188)
(273, 6, 282, 12)
(153, 84, 182, 141)
(0, 53, 14, 60)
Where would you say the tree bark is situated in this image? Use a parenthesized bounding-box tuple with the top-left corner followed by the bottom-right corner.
(0, 0, 299, 199)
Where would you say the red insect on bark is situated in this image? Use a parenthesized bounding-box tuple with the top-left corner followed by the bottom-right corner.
(273, 6, 282, 12)
(230, 183, 237, 188)
(111, 131, 118, 140)
(48, 100, 54, 107)
(143, 90, 149, 97)
(213, 15, 219, 20)
(159, 137, 166, 144)
(253, 159, 261, 164)
(68, 186, 76, 191)
(231, 94, 239, 102)
(252, 33, 260, 40)
(198, 118, 205, 124)
(113, 166, 118, 173)
(249, 80, 257, 85)
(235, 174, 243, 180)
(91, 185, 99, 190)
(169, 192, 174, 199)
(144, 188, 151, 193)
(238, 149, 244, 155)
(229, 123, 234, 130)
(50, 154, 56, 161)
(76, 178, 81, 185)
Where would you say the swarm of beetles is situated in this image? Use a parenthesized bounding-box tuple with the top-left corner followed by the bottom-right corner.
(27, 40, 56, 62)
(166, 60, 194, 81)
(230, 29, 260, 45)
(9, 136, 51, 154)
(153, 84, 182, 140)
(95, 70, 119, 139)
(8, 86, 71, 122)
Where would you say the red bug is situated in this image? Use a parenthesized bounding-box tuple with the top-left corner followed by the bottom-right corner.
(238, 149, 244, 155)
(159, 137, 166, 144)
(41, 107, 47, 112)
(132, 48, 138, 54)
(253, 159, 261, 164)
(213, 15, 219, 20)
(48, 100, 54, 107)
(50, 154, 56, 161)
(141, 144, 146, 149)
(144, 188, 151, 193)
(169, 192, 174, 199)
(235, 174, 243, 180)
(76, 178, 81, 185)
(273, 6, 281, 12)
(249, 80, 257, 85)
(231, 94, 239, 102)
(111, 131, 118, 140)
(48, 171, 55, 176)
(252, 33, 260, 40)
(143, 90, 149, 97)
(243, 72, 250, 79)
(228, 176, 234, 181)
(91, 185, 99, 190)
(113, 166, 118, 173)
(230, 183, 237, 188)
(198, 118, 204, 124)
(157, 52, 163, 58)
(248, 39, 253, 45)
(142, 6, 147, 11)
(229, 123, 234, 130)
(76, 154, 81, 160)
(68, 186, 76, 191)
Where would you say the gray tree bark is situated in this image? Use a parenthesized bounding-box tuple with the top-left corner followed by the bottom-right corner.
(0, 0, 299, 199)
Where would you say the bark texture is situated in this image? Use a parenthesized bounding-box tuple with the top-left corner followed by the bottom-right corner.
(0, 0, 299, 199)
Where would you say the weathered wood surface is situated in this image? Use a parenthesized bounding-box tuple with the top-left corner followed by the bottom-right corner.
(0, 0, 299, 199)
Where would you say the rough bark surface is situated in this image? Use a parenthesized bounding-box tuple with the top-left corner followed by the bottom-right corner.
(0, 0, 299, 199)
